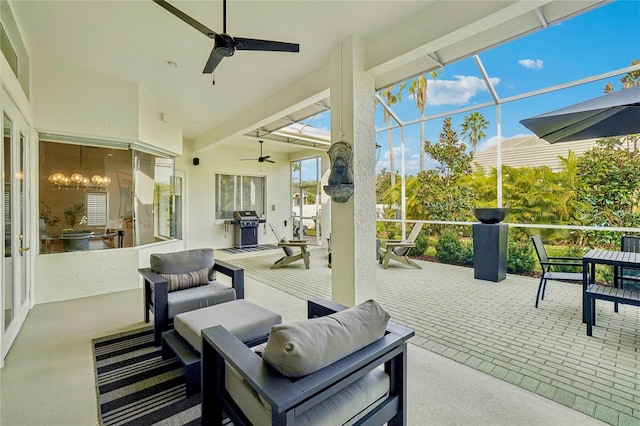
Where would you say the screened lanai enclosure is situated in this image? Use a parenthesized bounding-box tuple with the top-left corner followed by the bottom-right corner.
(371, 0, 640, 249)
(266, 0, 640, 252)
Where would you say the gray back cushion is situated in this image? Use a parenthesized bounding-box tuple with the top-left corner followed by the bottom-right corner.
(263, 299, 390, 378)
(392, 246, 410, 256)
(280, 237, 294, 257)
(150, 248, 215, 280)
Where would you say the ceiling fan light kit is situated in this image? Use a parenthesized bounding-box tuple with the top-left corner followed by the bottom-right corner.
(153, 0, 300, 84)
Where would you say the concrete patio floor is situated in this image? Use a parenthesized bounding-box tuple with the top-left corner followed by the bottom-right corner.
(219, 246, 640, 426)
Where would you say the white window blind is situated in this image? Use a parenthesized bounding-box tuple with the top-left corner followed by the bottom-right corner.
(86, 192, 107, 226)
(215, 174, 265, 220)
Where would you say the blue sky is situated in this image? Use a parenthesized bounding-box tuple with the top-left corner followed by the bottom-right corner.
(299, 0, 639, 178)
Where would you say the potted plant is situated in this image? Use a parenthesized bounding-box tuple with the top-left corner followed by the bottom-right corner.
(63, 203, 86, 230)
(62, 203, 91, 251)
(39, 202, 60, 228)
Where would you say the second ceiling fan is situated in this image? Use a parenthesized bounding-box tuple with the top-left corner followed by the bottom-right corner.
(241, 140, 275, 163)
(153, 0, 300, 83)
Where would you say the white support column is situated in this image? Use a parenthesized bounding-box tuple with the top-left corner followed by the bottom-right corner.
(329, 37, 377, 306)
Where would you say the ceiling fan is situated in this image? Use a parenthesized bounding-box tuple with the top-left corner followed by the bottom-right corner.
(241, 140, 275, 163)
(153, 0, 300, 84)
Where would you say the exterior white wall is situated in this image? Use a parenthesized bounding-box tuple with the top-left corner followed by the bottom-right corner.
(28, 59, 187, 304)
(31, 59, 139, 141)
(7, 34, 318, 307)
(31, 59, 184, 157)
(179, 141, 293, 249)
(34, 240, 185, 305)
(138, 86, 183, 155)
(137, 240, 185, 269)
(34, 249, 139, 304)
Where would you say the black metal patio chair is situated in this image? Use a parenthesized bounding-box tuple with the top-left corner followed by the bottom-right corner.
(613, 235, 640, 311)
(531, 235, 584, 308)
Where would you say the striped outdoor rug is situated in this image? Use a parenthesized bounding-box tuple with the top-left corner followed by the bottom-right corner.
(220, 244, 280, 254)
(92, 327, 215, 426)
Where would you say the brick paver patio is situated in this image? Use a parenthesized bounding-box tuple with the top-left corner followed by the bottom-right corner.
(227, 248, 640, 426)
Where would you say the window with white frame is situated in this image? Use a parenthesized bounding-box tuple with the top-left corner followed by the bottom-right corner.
(215, 174, 265, 220)
(39, 139, 179, 253)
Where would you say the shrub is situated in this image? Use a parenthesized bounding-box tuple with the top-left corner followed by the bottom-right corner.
(507, 240, 536, 274)
(554, 245, 586, 273)
(409, 234, 428, 256)
(460, 239, 474, 265)
(595, 264, 614, 285)
(435, 229, 467, 264)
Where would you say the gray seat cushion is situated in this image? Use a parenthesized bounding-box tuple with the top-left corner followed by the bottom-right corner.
(167, 282, 236, 319)
(174, 299, 281, 352)
(226, 363, 390, 426)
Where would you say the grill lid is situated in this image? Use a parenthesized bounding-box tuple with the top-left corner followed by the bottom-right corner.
(233, 210, 259, 221)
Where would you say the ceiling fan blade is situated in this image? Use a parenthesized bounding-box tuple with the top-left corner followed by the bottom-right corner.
(203, 48, 225, 74)
(234, 37, 300, 53)
(264, 159, 276, 164)
(153, 0, 217, 39)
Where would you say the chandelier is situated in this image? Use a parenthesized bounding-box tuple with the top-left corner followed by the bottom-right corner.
(48, 172, 111, 190)
(48, 145, 111, 190)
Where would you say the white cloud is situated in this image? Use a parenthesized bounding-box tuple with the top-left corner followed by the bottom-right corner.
(376, 145, 443, 176)
(476, 135, 500, 152)
(427, 75, 500, 106)
(518, 59, 544, 70)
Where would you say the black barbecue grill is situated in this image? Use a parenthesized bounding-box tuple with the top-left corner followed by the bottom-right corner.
(230, 210, 261, 248)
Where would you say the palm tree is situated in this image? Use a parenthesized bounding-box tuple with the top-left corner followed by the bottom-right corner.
(460, 111, 489, 155)
(408, 70, 439, 172)
(378, 83, 405, 187)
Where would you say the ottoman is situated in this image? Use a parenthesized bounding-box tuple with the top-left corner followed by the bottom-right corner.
(162, 299, 281, 395)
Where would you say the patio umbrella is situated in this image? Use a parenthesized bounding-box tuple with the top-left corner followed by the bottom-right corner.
(519, 85, 640, 143)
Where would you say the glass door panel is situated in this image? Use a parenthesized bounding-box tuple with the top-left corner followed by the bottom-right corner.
(290, 157, 321, 245)
(3, 113, 13, 332)
(19, 129, 28, 305)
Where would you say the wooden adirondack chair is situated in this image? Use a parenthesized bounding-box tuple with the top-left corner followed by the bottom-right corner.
(378, 223, 424, 269)
(269, 223, 310, 269)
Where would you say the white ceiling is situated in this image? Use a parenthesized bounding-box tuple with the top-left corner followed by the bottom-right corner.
(9, 0, 606, 153)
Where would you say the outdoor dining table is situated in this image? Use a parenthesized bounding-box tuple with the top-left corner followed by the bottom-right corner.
(582, 249, 640, 322)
